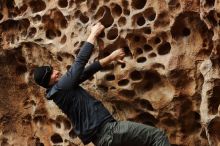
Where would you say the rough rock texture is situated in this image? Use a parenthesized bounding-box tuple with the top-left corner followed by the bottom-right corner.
(0, 0, 220, 145)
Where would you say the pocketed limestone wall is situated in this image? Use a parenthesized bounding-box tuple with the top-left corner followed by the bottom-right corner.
(0, 0, 220, 145)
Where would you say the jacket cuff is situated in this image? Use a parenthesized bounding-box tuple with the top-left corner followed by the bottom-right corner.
(95, 60, 103, 70)
(84, 41, 95, 48)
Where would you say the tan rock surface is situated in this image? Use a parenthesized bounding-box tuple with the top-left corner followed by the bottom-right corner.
(0, 0, 220, 145)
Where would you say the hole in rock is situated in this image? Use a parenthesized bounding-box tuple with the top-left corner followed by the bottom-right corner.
(154, 11, 170, 28)
(137, 15, 145, 26)
(202, 39, 208, 48)
(72, 33, 75, 38)
(154, 37, 161, 44)
(94, 7, 105, 20)
(144, 27, 151, 34)
(51, 133, 63, 143)
(136, 48, 143, 55)
(46, 29, 56, 39)
(36, 141, 44, 146)
(91, 3, 98, 10)
(0, 13, 3, 20)
(148, 52, 157, 58)
(123, 46, 132, 57)
(132, 0, 147, 9)
(162, 117, 177, 127)
(143, 7, 156, 21)
(137, 57, 147, 63)
(168, 0, 181, 10)
(152, 63, 165, 69)
(133, 35, 140, 42)
(105, 74, 115, 81)
(171, 12, 213, 41)
(88, 0, 99, 10)
(22, 114, 32, 125)
(97, 84, 109, 92)
(63, 119, 71, 130)
(208, 85, 220, 114)
(55, 122, 61, 128)
(19, 4, 28, 14)
(19, 83, 28, 90)
(107, 27, 118, 40)
(20, 19, 31, 30)
(181, 113, 202, 134)
(110, 86, 116, 90)
(6, 0, 14, 8)
(130, 70, 142, 81)
(60, 19, 68, 29)
(133, 112, 158, 126)
(138, 99, 154, 110)
(57, 55, 63, 61)
(16, 65, 27, 75)
(58, 0, 68, 8)
(123, 9, 130, 15)
(207, 10, 218, 27)
(157, 42, 171, 55)
(143, 44, 153, 52)
(34, 38, 43, 42)
(144, 70, 161, 83)
(17, 56, 26, 64)
(119, 89, 136, 98)
(200, 128, 208, 139)
(28, 27, 37, 38)
(126, 33, 146, 44)
(207, 116, 220, 141)
(75, 0, 86, 5)
(75, 48, 80, 55)
(121, 63, 126, 68)
(42, 15, 50, 23)
(60, 35, 67, 44)
(69, 129, 77, 139)
(194, 112, 201, 121)
(66, 65, 71, 70)
(29, 0, 46, 13)
(100, 6, 114, 28)
(1, 19, 21, 32)
(204, 0, 215, 8)
(74, 10, 81, 17)
(118, 17, 126, 26)
(111, 3, 122, 17)
(99, 31, 105, 38)
(33, 115, 47, 124)
(56, 30, 61, 36)
(182, 27, 191, 36)
(139, 81, 153, 92)
(79, 13, 89, 24)
(56, 115, 71, 130)
(118, 79, 129, 86)
(74, 41, 79, 47)
(122, 0, 129, 8)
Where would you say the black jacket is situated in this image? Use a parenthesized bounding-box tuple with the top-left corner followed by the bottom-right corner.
(46, 42, 114, 144)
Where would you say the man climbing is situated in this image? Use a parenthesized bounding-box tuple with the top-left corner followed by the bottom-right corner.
(33, 22, 170, 146)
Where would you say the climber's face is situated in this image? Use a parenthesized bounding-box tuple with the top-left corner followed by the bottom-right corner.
(49, 69, 61, 85)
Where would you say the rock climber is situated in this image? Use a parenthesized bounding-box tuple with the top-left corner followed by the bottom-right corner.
(33, 22, 171, 146)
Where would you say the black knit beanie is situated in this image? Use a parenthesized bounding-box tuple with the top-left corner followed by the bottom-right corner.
(33, 66, 53, 88)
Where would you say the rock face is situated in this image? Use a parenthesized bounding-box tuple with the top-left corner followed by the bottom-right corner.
(0, 0, 220, 145)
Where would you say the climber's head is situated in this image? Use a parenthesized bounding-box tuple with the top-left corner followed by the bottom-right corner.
(33, 66, 60, 88)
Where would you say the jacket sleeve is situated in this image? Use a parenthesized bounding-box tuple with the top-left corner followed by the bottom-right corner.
(56, 42, 94, 90)
(77, 60, 103, 84)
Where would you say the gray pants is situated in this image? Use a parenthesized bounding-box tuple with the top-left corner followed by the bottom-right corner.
(93, 121, 170, 146)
